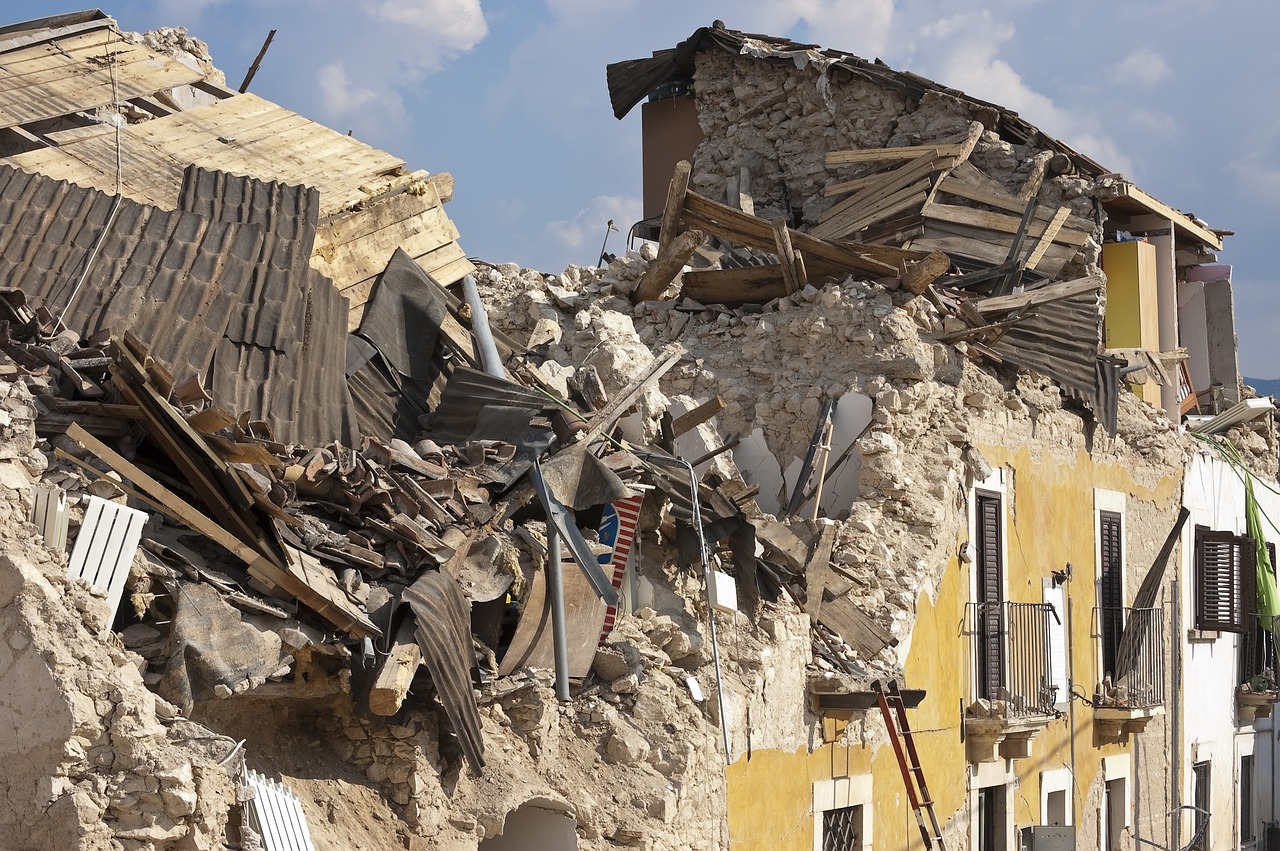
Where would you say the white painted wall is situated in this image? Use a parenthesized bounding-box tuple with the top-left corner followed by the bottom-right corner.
(1180, 450, 1280, 850)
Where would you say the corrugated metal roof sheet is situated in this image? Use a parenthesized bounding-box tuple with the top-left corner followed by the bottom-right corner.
(0, 163, 260, 381)
(176, 165, 318, 349)
(176, 165, 354, 447)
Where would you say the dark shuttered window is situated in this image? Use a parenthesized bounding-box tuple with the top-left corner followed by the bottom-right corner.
(976, 494, 1005, 699)
(1194, 525, 1247, 633)
(1098, 510, 1124, 677)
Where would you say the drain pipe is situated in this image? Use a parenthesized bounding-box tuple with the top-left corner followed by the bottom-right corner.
(1171, 578, 1182, 850)
(630, 449, 732, 765)
(546, 526, 571, 702)
(463, 274, 504, 379)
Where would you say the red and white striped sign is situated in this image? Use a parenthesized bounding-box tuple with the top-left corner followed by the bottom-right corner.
(599, 494, 643, 643)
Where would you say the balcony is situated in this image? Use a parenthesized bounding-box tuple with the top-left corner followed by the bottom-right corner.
(1092, 606, 1166, 740)
(1237, 617, 1279, 724)
(964, 601, 1059, 762)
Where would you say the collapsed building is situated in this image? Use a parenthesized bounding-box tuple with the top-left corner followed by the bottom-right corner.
(1, 11, 1277, 851)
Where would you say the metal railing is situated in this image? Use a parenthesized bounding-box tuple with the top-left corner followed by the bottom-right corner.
(1094, 606, 1166, 709)
(967, 601, 1058, 717)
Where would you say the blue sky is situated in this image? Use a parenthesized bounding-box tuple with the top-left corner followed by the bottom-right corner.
(9, 2, 1280, 377)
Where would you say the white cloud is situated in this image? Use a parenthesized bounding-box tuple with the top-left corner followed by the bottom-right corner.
(546, 195, 643, 260)
(369, 0, 487, 44)
(1130, 107, 1177, 134)
(1112, 48, 1172, 87)
(317, 62, 377, 116)
(904, 10, 1133, 173)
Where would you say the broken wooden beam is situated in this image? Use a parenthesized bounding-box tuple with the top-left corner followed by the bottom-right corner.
(972, 274, 1104, 316)
(899, 251, 951, 295)
(369, 615, 423, 716)
(771, 217, 804, 294)
(632, 228, 704, 302)
(658, 160, 692, 256)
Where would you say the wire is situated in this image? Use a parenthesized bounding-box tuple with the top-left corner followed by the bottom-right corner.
(56, 31, 125, 327)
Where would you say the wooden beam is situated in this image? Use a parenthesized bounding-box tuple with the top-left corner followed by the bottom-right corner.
(580, 344, 683, 447)
(900, 251, 951, 295)
(632, 228, 703, 302)
(923, 203, 1091, 246)
(369, 616, 423, 716)
(1110, 181, 1222, 250)
(804, 522, 839, 627)
(658, 160, 692, 256)
(1018, 151, 1054, 200)
(682, 190, 899, 275)
(772, 217, 802, 294)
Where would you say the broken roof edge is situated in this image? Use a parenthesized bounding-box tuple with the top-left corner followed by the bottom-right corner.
(1106, 180, 1224, 251)
(0, 9, 111, 45)
(608, 22, 1227, 249)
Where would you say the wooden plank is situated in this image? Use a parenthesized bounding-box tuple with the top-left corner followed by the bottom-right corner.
(818, 594, 897, 661)
(923, 203, 1091, 246)
(949, 161, 1017, 199)
(670, 396, 726, 438)
(369, 616, 423, 716)
(817, 150, 944, 226)
(682, 191, 897, 275)
(973, 274, 1104, 315)
(313, 187, 445, 251)
(819, 186, 929, 242)
(658, 160, 692, 256)
(680, 267, 788, 304)
(1111, 181, 1222, 249)
(278, 542, 380, 638)
(826, 142, 958, 166)
(1022, 206, 1072, 270)
(60, 425, 278, 571)
(937, 174, 1027, 215)
(804, 521, 839, 626)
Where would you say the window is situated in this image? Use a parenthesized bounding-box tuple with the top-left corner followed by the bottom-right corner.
(1241, 755, 1254, 843)
(1240, 543, 1277, 686)
(1191, 761, 1211, 851)
(1098, 510, 1124, 676)
(976, 493, 1005, 699)
(1195, 526, 1250, 633)
(822, 805, 863, 851)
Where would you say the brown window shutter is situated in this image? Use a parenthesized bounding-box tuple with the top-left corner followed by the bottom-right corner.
(1195, 526, 1244, 632)
(1098, 511, 1123, 676)
(976, 494, 1005, 697)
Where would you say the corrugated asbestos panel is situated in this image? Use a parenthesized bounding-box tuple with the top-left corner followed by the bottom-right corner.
(0, 164, 259, 381)
(0, 23, 205, 130)
(403, 571, 486, 775)
(991, 289, 1103, 404)
(3, 93, 405, 216)
(295, 268, 357, 447)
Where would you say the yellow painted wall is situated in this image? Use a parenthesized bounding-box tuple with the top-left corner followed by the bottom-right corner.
(725, 439, 1182, 849)
(1102, 241, 1162, 405)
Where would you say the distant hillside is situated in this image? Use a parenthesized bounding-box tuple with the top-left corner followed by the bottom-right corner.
(1245, 377, 1280, 397)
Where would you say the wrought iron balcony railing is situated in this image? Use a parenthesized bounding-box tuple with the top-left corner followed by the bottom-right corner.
(1094, 606, 1165, 709)
(967, 601, 1058, 718)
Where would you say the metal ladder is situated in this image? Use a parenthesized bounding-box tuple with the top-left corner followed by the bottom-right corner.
(874, 680, 948, 850)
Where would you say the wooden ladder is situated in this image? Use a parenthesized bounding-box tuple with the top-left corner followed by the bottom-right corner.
(875, 680, 948, 850)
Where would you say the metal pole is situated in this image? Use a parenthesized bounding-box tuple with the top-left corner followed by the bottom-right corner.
(546, 526, 570, 702)
(1171, 578, 1182, 850)
(630, 449, 732, 765)
(462, 274, 505, 379)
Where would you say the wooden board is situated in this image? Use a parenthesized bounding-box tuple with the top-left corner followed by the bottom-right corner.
(923, 203, 1091, 247)
(0, 27, 205, 130)
(498, 556, 608, 678)
(5, 93, 406, 216)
